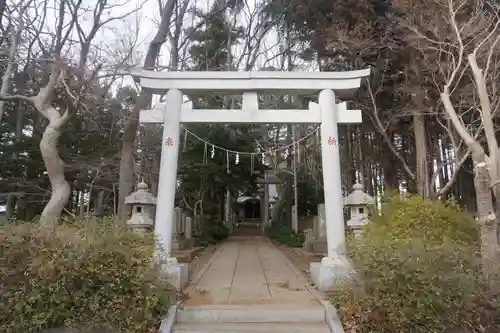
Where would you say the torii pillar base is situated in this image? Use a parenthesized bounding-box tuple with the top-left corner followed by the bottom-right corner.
(159, 257, 189, 290)
(310, 256, 354, 292)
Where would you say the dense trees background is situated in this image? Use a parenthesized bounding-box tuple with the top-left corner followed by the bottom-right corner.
(0, 0, 496, 229)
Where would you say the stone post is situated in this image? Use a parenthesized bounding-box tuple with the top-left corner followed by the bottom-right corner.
(175, 207, 183, 235)
(258, 188, 265, 230)
(172, 207, 183, 250)
(185, 216, 192, 240)
(291, 205, 298, 232)
(316, 204, 327, 241)
(181, 212, 186, 246)
(185, 216, 193, 248)
(303, 228, 314, 252)
(264, 184, 270, 226)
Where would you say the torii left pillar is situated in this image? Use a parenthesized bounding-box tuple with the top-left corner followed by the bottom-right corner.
(154, 88, 188, 290)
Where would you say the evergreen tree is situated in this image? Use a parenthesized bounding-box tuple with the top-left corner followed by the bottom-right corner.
(178, 2, 261, 218)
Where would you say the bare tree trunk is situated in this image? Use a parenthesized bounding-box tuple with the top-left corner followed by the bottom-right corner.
(344, 126, 355, 187)
(413, 113, 430, 198)
(366, 134, 374, 195)
(117, 101, 142, 221)
(472, 152, 500, 275)
(0, 2, 24, 125)
(0, 0, 6, 27)
(7, 96, 26, 217)
(5, 195, 15, 218)
(96, 190, 105, 217)
(442, 80, 500, 268)
(117, 0, 177, 221)
(39, 109, 71, 227)
(285, 124, 293, 226)
(2, 7, 26, 218)
(438, 139, 446, 192)
(150, 149, 161, 196)
(356, 127, 365, 185)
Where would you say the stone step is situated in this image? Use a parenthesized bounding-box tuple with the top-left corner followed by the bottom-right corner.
(172, 322, 331, 333)
(177, 305, 325, 323)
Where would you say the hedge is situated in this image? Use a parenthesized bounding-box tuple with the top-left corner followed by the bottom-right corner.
(0, 219, 174, 333)
(266, 219, 305, 248)
(335, 194, 500, 332)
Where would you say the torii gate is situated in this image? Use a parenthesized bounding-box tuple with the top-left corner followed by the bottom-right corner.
(132, 69, 370, 290)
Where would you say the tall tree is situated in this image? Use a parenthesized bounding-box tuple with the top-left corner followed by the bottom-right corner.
(117, 0, 179, 221)
(179, 1, 259, 221)
(399, 0, 500, 267)
(0, 0, 139, 226)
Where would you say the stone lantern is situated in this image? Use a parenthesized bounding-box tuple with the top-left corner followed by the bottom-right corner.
(125, 181, 156, 232)
(344, 183, 374, 235)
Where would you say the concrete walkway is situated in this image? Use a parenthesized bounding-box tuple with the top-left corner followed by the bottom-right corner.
(184, 237, 321, 307)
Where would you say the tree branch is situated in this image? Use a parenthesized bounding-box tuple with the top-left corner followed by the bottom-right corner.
(366, 78, 416, 179)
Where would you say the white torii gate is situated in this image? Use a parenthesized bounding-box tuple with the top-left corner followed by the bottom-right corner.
(132, 69, 370, 291)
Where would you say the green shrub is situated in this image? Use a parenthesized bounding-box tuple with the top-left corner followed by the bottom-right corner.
(197, 215, 228, 247)
(335, 194, 500, 333)
(267, 220, 304, 248)
(0, 218, 174, 333)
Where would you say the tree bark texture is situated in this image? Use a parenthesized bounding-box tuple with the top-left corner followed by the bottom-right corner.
(117, 92, 144, 221)
(472, 153, 500, 275)
(117, 0, 177, 221)
(38, 107, 71, 227)
(413, 113, 430, 198)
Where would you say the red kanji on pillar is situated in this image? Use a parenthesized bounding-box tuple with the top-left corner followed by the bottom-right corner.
(328, 137, 336, 146)
(165, 137, 174, 147)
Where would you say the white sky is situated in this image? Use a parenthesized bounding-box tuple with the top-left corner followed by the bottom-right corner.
(87, 0, 282, 71)
(8, 0, 314, 96)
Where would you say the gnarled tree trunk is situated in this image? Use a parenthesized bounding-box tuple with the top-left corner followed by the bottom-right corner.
(38, 107, 71, 227)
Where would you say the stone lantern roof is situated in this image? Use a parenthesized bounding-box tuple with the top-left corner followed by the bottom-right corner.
(344, 183, 374, 206)
(125, 181, 157, 205)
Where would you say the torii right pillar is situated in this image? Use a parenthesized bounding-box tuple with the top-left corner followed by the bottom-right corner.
(310, 89, 353, 292)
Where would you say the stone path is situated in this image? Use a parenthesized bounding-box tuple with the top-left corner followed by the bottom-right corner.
(184, 236, 320, 307)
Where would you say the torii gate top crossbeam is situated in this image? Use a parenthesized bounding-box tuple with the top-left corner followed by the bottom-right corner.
(130, 69, 371, 95)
